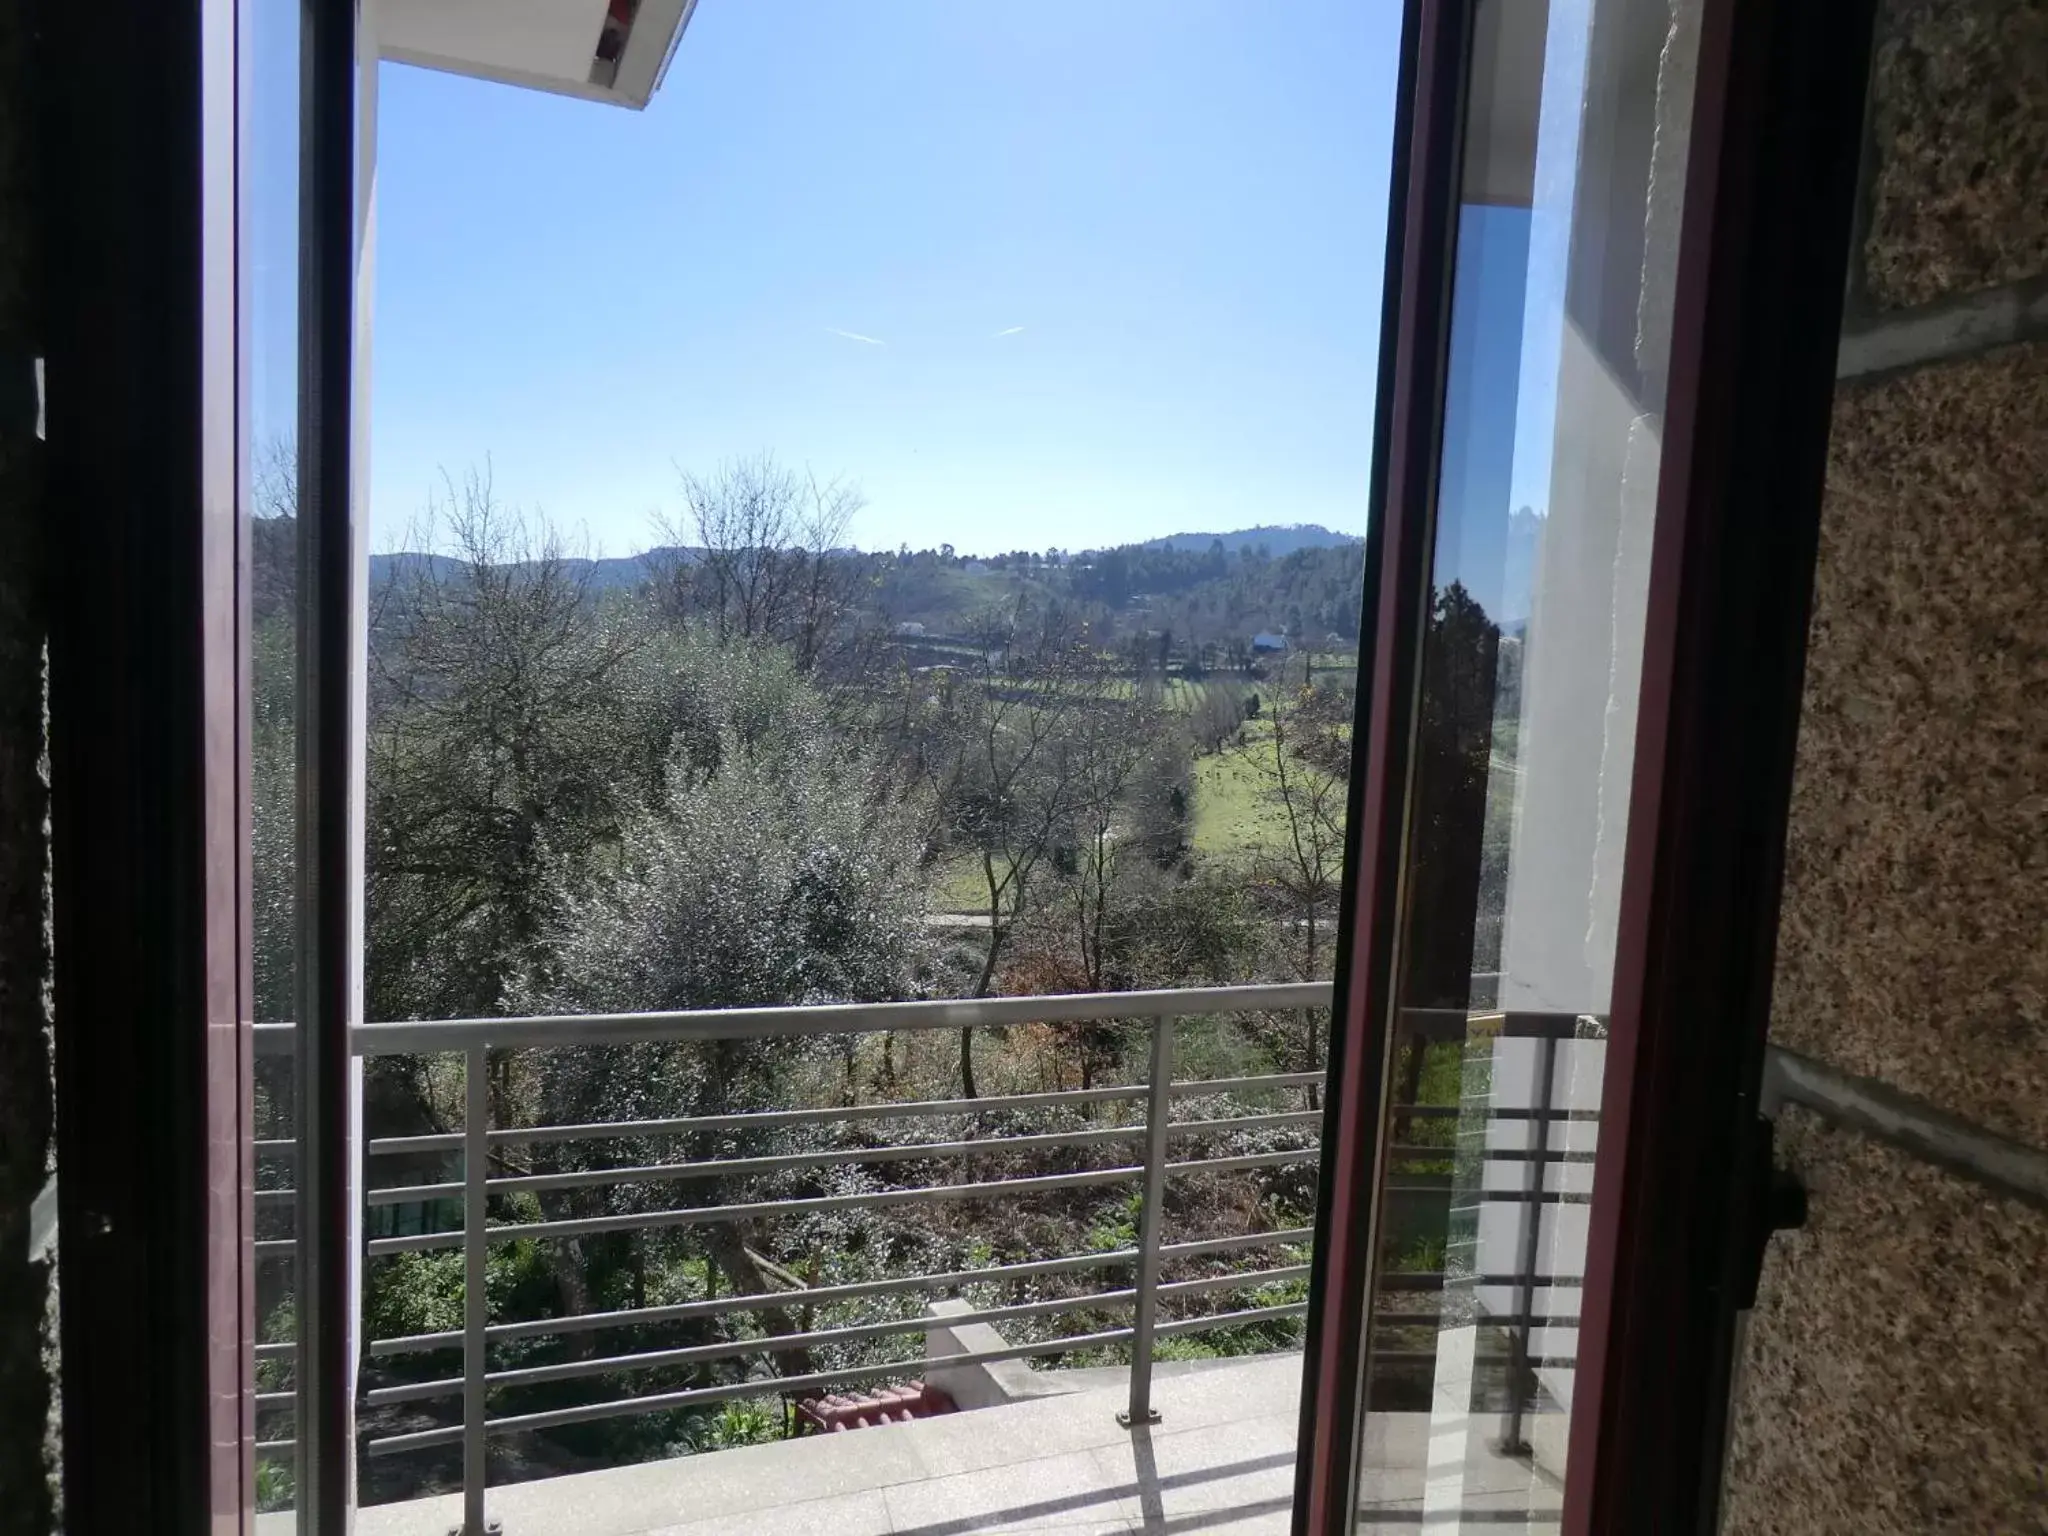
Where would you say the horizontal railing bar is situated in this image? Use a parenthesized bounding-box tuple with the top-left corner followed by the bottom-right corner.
(369, 1287, 1157, 1407)
(364, 1072, 1330, 1159)
(1474, 1273, 1583, 1287)
(1463, 1190, 1590, 1206)
(1376, 1272, 1445, 1293)
(1164, 1071, 1327, 1098)
(359, 1321, 1442, 1458)
(279, 992, 1567, 1067)
(1153, 1302, 1308, 1336)
(1162, 1226, 1314, 1260)
(255, 1240, 294, 1261)
(1161, 1148, 1319, 1178)
(353, 983, 1331, 1056)
(368, 1228, 1316, 1355)
(367, 1132, 462, 1156)
(1157, 1264, 1310, 1300)
(1393, 1106, 1591, 1121)
(255, 1392, 294, 1410)
(369, 1152, 1325, 1256)
(365, 1325, 1152, 1454)
(254, 1139, 295, 1156)
(1395, 1011, 1588, 1041)
(367, 1262, 1321, 1407)
(1384, 1144, 1592, 1165)
(370, 1111, 1323, 1206)
(1375, 1271, 1583, 1294)
(268, 986, 1460, 1065)
(372, 1088, 1135, 1157)
(255, 1439, 295, 1455)
(368, 1164, 1150, 1255)
(254, 1189, 294, 1211)
(259, 995, 1336, 1060)
(255, 1341, 295, 1363)
(372, 1249, 1145, 1355)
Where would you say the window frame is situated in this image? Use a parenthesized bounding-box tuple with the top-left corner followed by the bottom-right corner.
(44, 0, 251, 1526)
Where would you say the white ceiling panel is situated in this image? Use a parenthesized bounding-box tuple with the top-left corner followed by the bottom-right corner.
(381, 0, 612, 91)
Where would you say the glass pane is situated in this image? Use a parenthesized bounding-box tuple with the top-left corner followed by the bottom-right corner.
(245, 0, 303, 1514)
(1354, 0, 1702, 1527)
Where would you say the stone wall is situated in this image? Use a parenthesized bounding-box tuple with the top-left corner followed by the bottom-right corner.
(1721, 2, 2048, 1531)
(0, 0, 55, 1531)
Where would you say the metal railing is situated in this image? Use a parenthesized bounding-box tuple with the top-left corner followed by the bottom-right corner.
(257, 982, 1329, 1535)
(252, 981, 1589, 1535)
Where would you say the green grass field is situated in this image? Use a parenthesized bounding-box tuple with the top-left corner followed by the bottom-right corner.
(932, 854, 989, 912)
(976, 674, 1212, 712)
(1190, 721, 1295, 866)
(920, 676, 1356, 910)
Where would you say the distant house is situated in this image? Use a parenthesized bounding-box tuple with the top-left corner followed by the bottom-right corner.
(893, 621, 928, 638)
(1251, 631, 1289, 653)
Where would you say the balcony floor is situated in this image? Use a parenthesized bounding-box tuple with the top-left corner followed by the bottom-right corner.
(315, 1355, 1561, 1535)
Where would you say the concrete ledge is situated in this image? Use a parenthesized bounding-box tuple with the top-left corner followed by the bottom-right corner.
(923, 1298, 1084, 1409)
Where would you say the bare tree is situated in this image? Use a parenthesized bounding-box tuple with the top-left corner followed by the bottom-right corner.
(650, 452, 868, 671)
(1190, 678, 1247, 756)
(1233, 685, 1347, 1092)
(914, 601, 1115, 1096)
(1055, 696, 1176, 993)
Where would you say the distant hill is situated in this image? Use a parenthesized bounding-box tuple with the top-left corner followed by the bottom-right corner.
(366, 547, 695, 593)
(1131, 524, 1362, 558)
(306, 521, 1370, 649)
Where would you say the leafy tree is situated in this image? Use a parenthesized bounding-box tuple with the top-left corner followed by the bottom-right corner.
(524, 675, 930, 1020)
(513, 651, 930, 1356)
(365, 472, 660, 1025)
(1401, 582, 1500, 1009)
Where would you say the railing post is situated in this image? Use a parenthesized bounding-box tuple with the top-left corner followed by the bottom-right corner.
(460, 1044, 497, 1535)
(1121, 1015, 1173, 1428)
(1502, 1028, 1556, 1459)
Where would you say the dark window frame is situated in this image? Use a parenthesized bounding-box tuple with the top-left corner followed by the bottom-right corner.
(42, 0, 251, 1526)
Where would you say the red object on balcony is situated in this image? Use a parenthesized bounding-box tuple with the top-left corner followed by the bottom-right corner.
(797, 1383, 958, 1432)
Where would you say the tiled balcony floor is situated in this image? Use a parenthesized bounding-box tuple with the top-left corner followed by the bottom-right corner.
(298, 1355, 1561, 1535)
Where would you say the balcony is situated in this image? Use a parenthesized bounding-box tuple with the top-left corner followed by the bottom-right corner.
(253, 982, 1588, 1533)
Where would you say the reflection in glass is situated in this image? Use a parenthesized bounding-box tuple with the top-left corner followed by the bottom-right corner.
(1354, 0, 1701, 1527)
(247, 0, 302, 1514)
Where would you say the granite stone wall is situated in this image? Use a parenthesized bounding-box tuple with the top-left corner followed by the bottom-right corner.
(1721, 2, 2048, 1530)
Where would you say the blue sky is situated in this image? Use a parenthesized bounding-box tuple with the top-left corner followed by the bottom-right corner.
(362, 0, 1404, 557)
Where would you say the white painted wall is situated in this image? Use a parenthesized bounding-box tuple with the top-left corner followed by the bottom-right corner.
(1496, 334, 1660, 1019)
